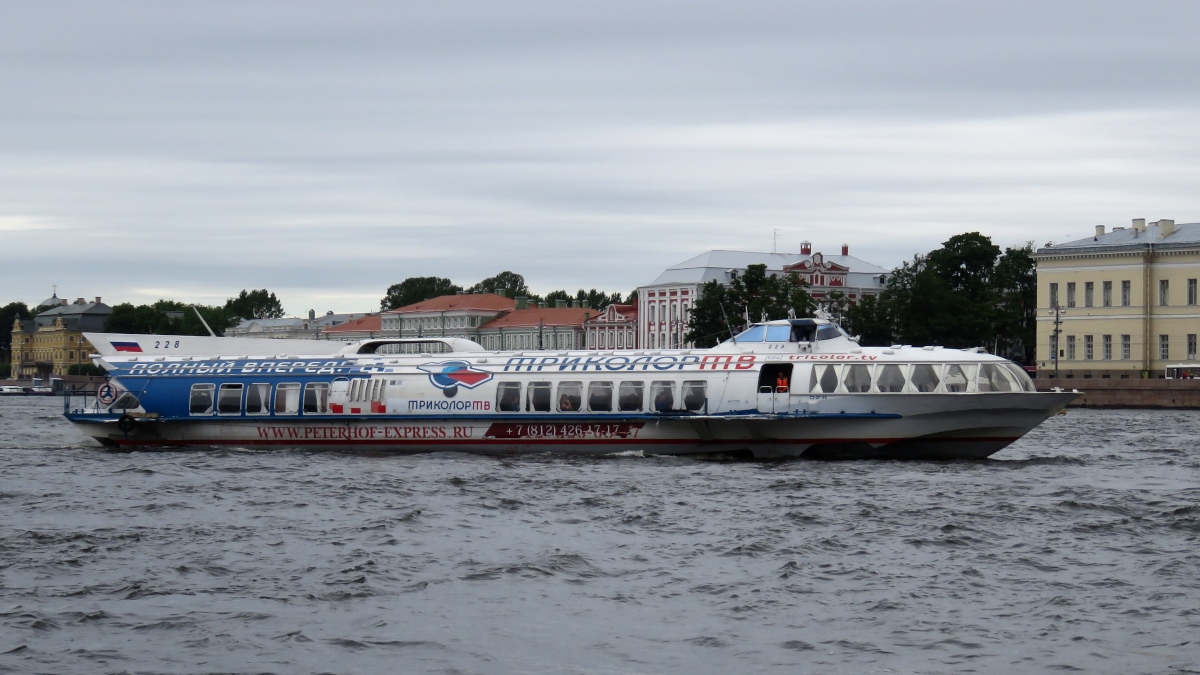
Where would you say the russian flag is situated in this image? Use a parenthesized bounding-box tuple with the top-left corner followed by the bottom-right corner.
(111, 341, 143, 353)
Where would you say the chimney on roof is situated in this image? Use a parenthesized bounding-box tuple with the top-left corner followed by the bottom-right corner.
(60, 299, 68, 306)
(1095, 225, 1105, 237)
(800, 241, 812, 255)
(1159, 219, 1176, 236)
(1133, 218, 1146, 232)
(841, 243, 849, 256)
(94, 296, 102, 304)
(516, 296, 529, 310)
(555, 299, 567, 308)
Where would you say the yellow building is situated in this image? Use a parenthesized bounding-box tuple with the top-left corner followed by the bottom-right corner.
(1033, 218, 1200, 380)
(10, 294, 111, 379)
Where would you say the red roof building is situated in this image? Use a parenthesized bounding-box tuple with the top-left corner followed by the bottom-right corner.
(478, 307, 593, 351)
(319, 314, 383, 340)
(381, 293, 515, 340)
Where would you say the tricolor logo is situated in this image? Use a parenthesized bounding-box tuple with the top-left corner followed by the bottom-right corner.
(111, 341, 143, 353)
(418, 361, 493, 397)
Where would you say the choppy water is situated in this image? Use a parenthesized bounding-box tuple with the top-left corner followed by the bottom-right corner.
(1, 396, 1198, 674)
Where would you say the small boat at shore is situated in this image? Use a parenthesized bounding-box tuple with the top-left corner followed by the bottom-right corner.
(0, 385, 27, 396)
(64, 319, 1079, 459)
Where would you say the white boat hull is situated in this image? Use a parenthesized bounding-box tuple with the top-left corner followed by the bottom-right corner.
(73, 392, 1076, 460)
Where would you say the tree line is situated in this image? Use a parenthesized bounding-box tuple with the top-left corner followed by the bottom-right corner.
(686, 233, 1037, 363)
(102, 289, 286, 336)
(380, 270, 634, 312)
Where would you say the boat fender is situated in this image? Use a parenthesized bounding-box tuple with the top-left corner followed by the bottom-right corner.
(117, 414, 137, 434)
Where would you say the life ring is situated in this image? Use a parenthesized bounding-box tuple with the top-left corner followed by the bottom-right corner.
(117, 414, 137, 434)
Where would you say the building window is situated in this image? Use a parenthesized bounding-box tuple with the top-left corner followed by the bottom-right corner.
(1190, 279, 1198, 306)
(1084, 335, 1093, 360)
(1066, 282, 1076, 308)
(1121, 280, 1131, 306)
(1049, 283, 1059, 308)
(1102, 335, 1112, 360)
(1160, 280, 1170, 306)
(1189, 334, 1197, 360)
(1160, 334, 1169, 360)
(1121, 335, 1131, 360)
(1102, 281, 1112, 307)
(1084, 282, 1094, 308)
(1067, 335, 1076, 360)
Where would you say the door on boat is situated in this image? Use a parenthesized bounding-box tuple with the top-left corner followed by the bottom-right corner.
(757, 364, 793, 413)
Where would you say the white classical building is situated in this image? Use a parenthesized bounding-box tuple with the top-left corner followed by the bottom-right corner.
(638, 242, 889, 349)
(583, 303, 638, 350)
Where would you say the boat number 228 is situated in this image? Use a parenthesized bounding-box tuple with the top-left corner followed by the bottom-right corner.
(154, 340, 182, 349)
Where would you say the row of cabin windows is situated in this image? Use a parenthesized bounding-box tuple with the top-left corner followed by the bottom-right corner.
(808, 362, 1035, 395)
(1050, 279, 1200, 308)
(189, 382, 331, 416)
(496, 380, 708, 413)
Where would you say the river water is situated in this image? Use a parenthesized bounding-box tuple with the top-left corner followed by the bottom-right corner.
(1, 396, 1197, 674)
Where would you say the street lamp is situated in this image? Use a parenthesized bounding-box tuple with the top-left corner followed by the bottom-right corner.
(1050, 305, 1064, 377)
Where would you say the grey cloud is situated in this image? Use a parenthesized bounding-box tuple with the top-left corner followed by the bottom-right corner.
(2, 1, 1199, 313)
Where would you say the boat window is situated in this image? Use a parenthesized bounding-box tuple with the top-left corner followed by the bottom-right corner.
(977, 364, 1014, 392)
(275, 383, 300, 414)
(734, 325, 766, 342)
(843, 364, 872, 393)
(557, 381, 583, 412)
(810, 365, 840, 393)
(911, 364, 940, 392)
(765, 325, 792, 342)
(217, 383, 243, 415)
(527, 382, 552, 412)
(682, 381, 707, 411)
(875, 364, 906, 393)
(246, 383, 270, 415)
(942, 364, 972, 393)
(588, 381, 613, 412)
(111, 392, 140, 410)
(791, 323, 817, 342)
(189, 383, 215, 415)
(303, 382, 330, 413)
(650, 381, 676, 412)
(816, 325, 842, 341)
(371, 379, 383, 401)
(496, 382, 522, 412)
(618, 381, 644, 412)
(1003, 363, 1037, 392)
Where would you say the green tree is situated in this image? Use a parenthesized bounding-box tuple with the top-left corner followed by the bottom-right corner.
(842, 294, 893, 346)
(685, 265, 814, 347)
(467, 271, 529, 298)
(225, 289, 285, 320)
(105, 303, 175, 334)
(380, 277, 463, 310)
(0, 302, 32, 356)
(543, 289, 573, 305)
(105, 301, 237, 336)
(992, 244, 1037, 363)
(685, 280, 735, 347)
(862, 232, 1037, 361)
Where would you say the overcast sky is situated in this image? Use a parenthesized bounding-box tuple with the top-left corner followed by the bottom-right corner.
(3, 1, 1198, 314)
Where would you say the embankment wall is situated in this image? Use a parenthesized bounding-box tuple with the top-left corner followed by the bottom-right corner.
(1036, 377, 1200, 408)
